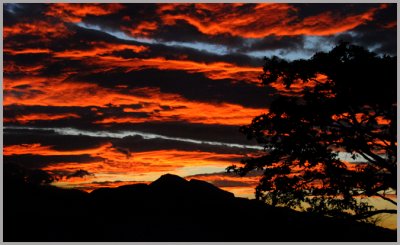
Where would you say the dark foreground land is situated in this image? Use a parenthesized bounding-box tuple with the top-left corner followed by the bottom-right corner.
(4, 171, 396, 242)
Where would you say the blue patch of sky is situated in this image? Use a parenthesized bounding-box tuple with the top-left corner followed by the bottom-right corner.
(303, 36, 335, 52)
(246, 36, 339, 60)
(245, 49, 311, 61)
(76, 22, 155, 44)
(76, 22, 230, 56)
(164, 41, 230, 55)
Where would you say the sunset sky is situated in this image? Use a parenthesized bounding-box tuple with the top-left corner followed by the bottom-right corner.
(3, 3, 397, 199)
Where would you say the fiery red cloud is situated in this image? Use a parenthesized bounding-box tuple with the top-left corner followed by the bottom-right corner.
(4, 113, 80, 124)
(3, 20, 71, 41)
(269, 73, 329, 96)
(46, 3, 125, 23)
(52, 42, 148, 58)
(4, 76, 266, 126)
(89, 56, 262, 83)
(4, 48, 51, 55)
(121, 21, 159, 37)
(152, 3, 387, 38)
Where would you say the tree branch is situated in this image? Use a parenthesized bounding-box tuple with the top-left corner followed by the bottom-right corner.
(375, 193, 397, 206)
(361, 147, 396, 174)
(357, 151, 382, 169)
(353, 209, 397, 220)
(348, 108, 396, 174)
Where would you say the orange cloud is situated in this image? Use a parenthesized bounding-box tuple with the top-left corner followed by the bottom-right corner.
(157, 3, 386, 38)
(95, 100, 266, 126)
(4, 113, 80, 124)
(122, 108, 136, 113)
(4, 76, 136, 107)
(332, 112, 392, 126)
(4, 77, 265, 126)
(46, 3, 124, 23)
(6, 43, 261, 84)
(375, 116, 391, 125)
(269, 73, 329, 96)
(4, 143, 241, 177)
(290, 8, 377, 36)
(53, 42, 148, 59)
(382, 21, 396, 29)
(5, 142, 243, 191)
(185, 172, 261, 198)
(93, 117, 151, 124)
(219, 186, 255, 198)
(121, 21, 158, 37)
(159, 4, 294, 38)
(154, 100, 267, 126)
(90, 56, 262, 83)
(3, 48, 51, 55)
(3, 21, 71, 40)
(3, 143, 111, 156)
(4, 62, 45, 75)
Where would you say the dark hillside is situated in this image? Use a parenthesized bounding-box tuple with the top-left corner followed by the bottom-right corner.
(4, 169, 396, 242)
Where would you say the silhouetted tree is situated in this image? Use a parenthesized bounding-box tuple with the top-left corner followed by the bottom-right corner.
(228, 43, 397, 220)
(4, 163, 55, 186)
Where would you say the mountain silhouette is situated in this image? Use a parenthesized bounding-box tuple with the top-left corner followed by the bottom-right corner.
(4, 172, 396, 242)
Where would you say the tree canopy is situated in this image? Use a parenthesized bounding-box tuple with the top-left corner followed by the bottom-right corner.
(229, 43, 397, 220)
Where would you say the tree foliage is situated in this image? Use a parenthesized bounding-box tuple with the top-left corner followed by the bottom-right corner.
(229, 43, 397, 220)
(5, 163, 56, 186)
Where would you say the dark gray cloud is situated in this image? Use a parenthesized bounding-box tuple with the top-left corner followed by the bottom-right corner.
(71, 68, 272, 109)
(100, 121, 260, 145)
(341, 4, 396, 55)
(66, 169, 94, 179)
(292, 3, 379, 19)
(3, 3, 47, 25)
(112, 135, 256, 156)
(4, 155, 101, 169)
